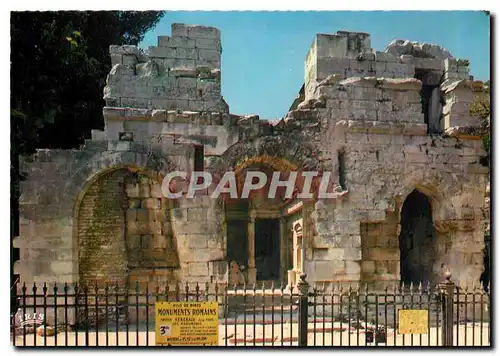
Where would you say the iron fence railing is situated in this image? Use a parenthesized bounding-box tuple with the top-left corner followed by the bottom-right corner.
(11, 273, 490, 347)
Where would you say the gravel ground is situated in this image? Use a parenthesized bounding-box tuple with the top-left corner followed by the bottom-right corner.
(12, 321, 490, 347)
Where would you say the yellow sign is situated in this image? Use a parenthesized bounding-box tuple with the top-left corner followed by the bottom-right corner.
(398, 309, 429, 334)
(155, 301, 219, 346)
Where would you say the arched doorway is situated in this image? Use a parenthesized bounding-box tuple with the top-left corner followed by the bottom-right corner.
(399, 189, 438, 284)
(224, 161, 292, 284)
(75, 167, 180, 286)
(212, 136, 324, 286)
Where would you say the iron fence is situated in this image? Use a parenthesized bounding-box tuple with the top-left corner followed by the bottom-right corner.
(11, 273, 490, 347)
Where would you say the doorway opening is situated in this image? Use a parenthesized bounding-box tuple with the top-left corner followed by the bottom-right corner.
(255, 218, 280, 281)
(399, 189, 438, 284)
(414, 69, 443, 134)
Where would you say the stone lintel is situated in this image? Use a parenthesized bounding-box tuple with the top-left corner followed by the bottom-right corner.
(338, 77, 422, 91)
(103, 107, 226, 125)
(336, 120, 428, 136)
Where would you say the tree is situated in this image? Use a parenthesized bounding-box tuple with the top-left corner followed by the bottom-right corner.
(10, 11, 164, 254)
(11, 11, 164, 152)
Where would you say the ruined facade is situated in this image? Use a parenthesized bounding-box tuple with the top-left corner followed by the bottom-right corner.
(15, 24, 489, 300)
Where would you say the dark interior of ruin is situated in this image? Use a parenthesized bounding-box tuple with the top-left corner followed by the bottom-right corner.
(194, 145, 204, 172)
(338, 150, 347, 190)
(255, 218, 281, 281)
(414, 69, 443, 135)
(226, 223, 248, 267)
(399, 189, 438, 284)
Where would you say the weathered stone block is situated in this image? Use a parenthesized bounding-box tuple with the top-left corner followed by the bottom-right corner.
(149, 46, 176, 58)
(110, 63, 135, 76)
(139, 183, 150, 198)
(366, 248, 400, 261)
(141, 234, 152, 249)
(366, 210, 386, 222)
(110, 54, 122, 66)
(207, 236, 223, 249)
(176, 47, 198, 60)
(198, 49, 219, 62)
(107, 141, 131, 151)
(122, 55, 138, 67)
(135, 208, 148, 222)
(333, 208, 351, 222)
(149, 184, 163, 198)
(143, 198, 161, 209)
(121, 98, 149, 108)
(128, 199, 142, 209)
(126, 221, 140, 235)
(188, 100, 204, 111)
(166, 36, 196, 49)
(127, 234, 141, 249)
(195, 38, 220, 50)
(313, 248, 340, 260)
(125, 183, 139, 198)
(187, 208, 208, 221)
(345, 261, 361, 275)
(152, 234, 167, 249)
(177, 77, 198, 89)
(187, 262, 209, 276)
(187, 25, 220, 40)
(145, 221, 163, 235)
(361, 261, 376, 274)
(158, 36, 170, 46)
(126, 209, 137, 222)
(344, 248, 362, 261)
(177, 233, 208, 249)
(51, 261, 74, 275)
(162, 221, 172, 234)
(386, 260, 399, 275)
(306, 260, 345, 281)
(171, 23, 189, 37)
(375, 260, 389, 274)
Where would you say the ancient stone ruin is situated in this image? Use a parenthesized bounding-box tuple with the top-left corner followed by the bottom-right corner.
(15, 24, 489, 314)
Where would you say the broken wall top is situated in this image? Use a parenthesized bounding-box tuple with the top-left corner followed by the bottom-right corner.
(103, 23, 228, 114)
(305, 30, 473, 90)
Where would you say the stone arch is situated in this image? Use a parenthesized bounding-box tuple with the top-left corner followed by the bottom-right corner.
(72, 158, 179, 287)
(215, 137, 322, 285)
(67, 151, 176, 205)
(73, 167, 136, 286)
(396, 183, 446, 224)
(207, 135, 325, 176)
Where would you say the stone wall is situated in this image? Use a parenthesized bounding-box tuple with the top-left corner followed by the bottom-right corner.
(15, 24, 489, 301)
(360, 211, 400, 284)
(290, 70, 488, 287)
(104, 23, 227, 113)
(77, 169, 130, 285)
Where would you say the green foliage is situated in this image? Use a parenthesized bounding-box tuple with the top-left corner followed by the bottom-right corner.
(11, 11, 164, 152)
(10, 11, 165, 236)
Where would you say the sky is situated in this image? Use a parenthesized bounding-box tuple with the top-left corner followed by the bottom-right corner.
(140, 11, 490, 120)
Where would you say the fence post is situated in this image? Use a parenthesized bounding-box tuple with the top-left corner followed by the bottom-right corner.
(439, 271, 454, 346)
(297, 273, 309, 347)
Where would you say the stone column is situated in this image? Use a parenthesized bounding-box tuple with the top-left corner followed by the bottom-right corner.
(279, 216, 286, 281)
(247, 210, 257, 283)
